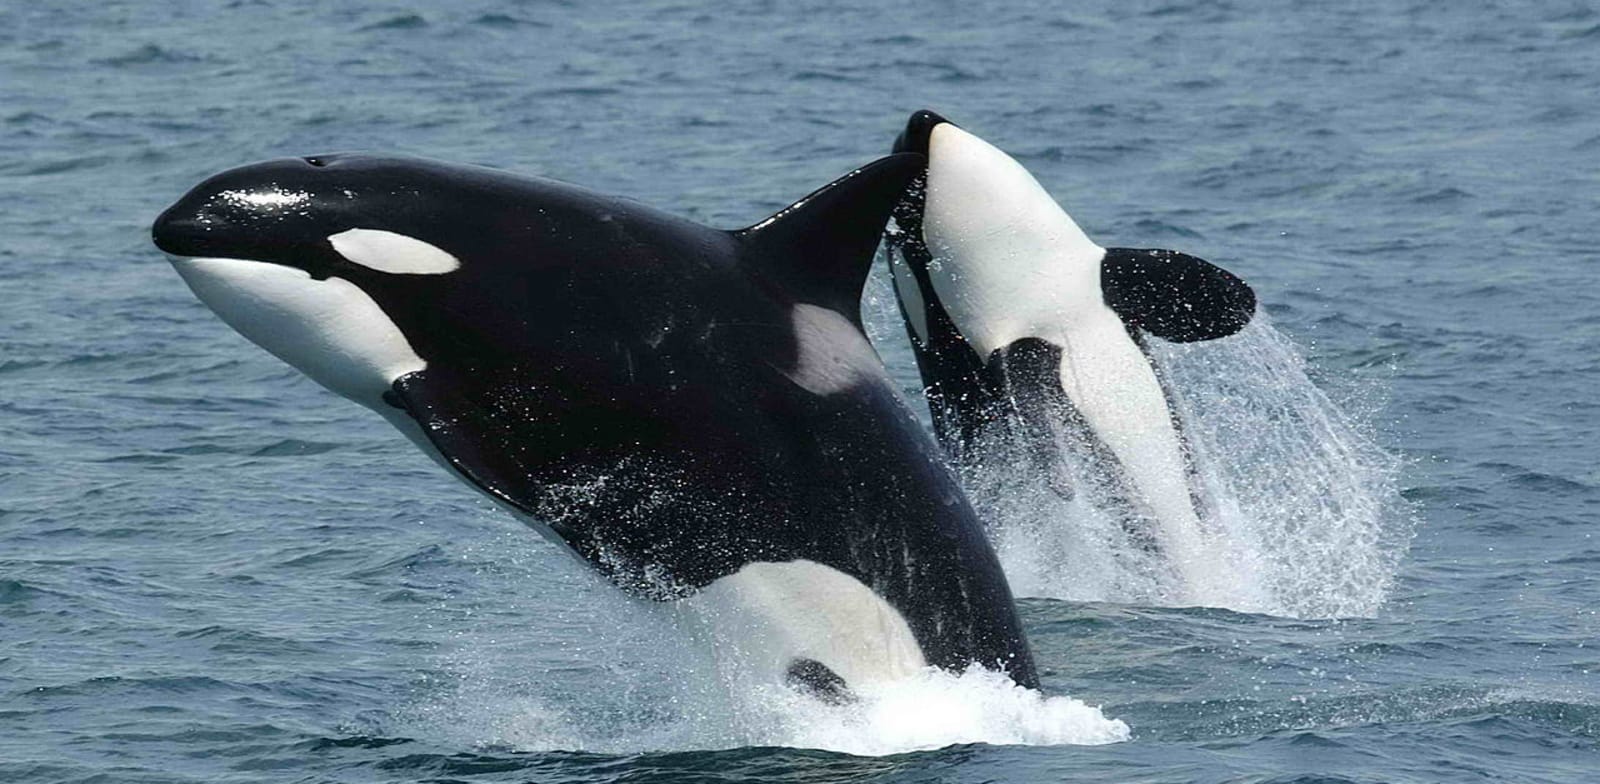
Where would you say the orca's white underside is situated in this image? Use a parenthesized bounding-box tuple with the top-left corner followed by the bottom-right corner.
(914, 123, 1216, 598)
(169, 256, 426, 408)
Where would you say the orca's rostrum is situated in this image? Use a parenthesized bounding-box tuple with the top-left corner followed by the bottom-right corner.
(152, 151, 1038, 693)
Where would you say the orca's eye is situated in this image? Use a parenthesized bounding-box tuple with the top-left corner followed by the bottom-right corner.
(304, 157, 327, 167)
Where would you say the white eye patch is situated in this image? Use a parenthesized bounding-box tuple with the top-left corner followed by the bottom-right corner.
(327, 228, 460, 275)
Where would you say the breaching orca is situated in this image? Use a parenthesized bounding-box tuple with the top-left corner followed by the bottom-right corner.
(883, 111, 1256, 598)
(152, 151, 1037, 694)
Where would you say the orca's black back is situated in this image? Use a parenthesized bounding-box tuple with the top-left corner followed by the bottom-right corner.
(347, 157, 1041, 686)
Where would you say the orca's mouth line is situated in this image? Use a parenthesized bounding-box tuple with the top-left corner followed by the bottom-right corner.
(164, 255, 332, 287)
(153, 205, 339, 281)
(164, 253, 260, 267)
(163, 239, 357, 283)
(164, 252, 337, 283)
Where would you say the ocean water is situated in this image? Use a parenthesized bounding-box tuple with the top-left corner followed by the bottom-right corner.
(3, 0, 1598, 782)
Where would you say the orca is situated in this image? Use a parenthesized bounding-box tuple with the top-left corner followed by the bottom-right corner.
(883, 111, 1256, 599)
(152, 151, 1038, 693)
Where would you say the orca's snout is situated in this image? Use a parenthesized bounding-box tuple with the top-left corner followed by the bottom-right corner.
(151, 210, 179, 254)
(151, 201, 208, 256)
(152, 156, 343, 260)
(893, 110, 951, 156)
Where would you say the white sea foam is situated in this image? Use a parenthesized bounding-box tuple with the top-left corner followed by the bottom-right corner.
(410, 651, 1128, 755)
(742, 666, 1130, 754)
(402, 533, 1128, 757)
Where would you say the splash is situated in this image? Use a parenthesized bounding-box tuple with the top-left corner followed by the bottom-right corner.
(746, 666, 1130, 754)
(408, 651, 1128, 755)
(966, 318, 1410, 618)
(1153, 318, 1411, 617)
(399, 531, 1129, 755)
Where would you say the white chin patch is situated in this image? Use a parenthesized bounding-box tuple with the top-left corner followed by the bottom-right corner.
(922, 122, 1107, 357)
(685, 560, 927, 688)
(328, 228, 459, 275)
(169, 256, 425, 408)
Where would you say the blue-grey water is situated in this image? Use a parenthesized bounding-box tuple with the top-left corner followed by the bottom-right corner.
(4, 1, 1598, 782)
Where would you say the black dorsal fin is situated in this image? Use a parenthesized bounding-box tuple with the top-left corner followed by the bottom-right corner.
(734, 153, 925, 325)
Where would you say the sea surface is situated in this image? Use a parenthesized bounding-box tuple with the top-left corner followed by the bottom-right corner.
(3, 1, 1598, 782)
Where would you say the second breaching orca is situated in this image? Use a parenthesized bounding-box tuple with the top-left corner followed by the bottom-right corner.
(152, 151, 1038, 698)
(883, 110, 1257, 601)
